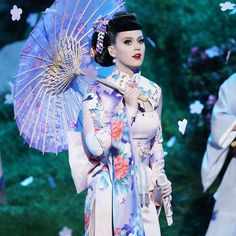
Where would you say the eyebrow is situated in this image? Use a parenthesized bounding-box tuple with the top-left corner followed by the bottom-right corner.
(122, 36, 144, 40)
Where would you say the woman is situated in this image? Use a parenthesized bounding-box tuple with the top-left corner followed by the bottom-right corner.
(78, 12, 172, 235)
(201, 73, 236, 236)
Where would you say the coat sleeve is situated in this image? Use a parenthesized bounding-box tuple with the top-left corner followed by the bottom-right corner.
(82, 88, 112, 158)
(210, 77, 236, 149)
(148, 87, 166, 191)
(201, 74, 236, 191)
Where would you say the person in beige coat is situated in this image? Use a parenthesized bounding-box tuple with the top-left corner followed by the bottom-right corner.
(201, 73, 236, 236)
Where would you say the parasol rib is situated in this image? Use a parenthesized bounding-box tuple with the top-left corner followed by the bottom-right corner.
(53, 7, 58, 49)
(20, 85, 46, 135)
(107, 1, 125, 16)
(14, 68, 50, 100)
(14, 68, 52, 117)
(42, 16, 57, 53)
(59, 0, 69, 47)
(31, 34, 55, 61)
(78, 1, 125, 43)
(53, 94, 58, 154)
(69, 0, 93, 41)
(29, 87, 49, 148)
(42, 93, 53, 153)
(78, 28, 93, 43)
(75, 0, 107, 40)
(64, 0, 81, 40)
(61, 92, 69, 133)
(15, 64, 53, 78)
(82, 51, 89, 55)
(21, 54, 53, 64)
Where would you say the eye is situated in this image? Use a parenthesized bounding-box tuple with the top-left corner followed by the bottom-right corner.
(124, 40, 132, 45)
(139, 38, 145, 44)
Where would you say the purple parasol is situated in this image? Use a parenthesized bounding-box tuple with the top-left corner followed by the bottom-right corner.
(13, 0, 125, 153)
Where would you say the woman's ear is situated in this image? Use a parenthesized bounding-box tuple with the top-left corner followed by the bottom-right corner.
(108, 45, 116, 58)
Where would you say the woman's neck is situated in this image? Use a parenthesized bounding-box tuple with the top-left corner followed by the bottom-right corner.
(115, 63, 138, 77)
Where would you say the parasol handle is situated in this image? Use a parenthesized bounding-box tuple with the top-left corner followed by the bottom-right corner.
(75, 70, 149, 102)
(231, 140, 236, 148)
(96, 78, 149, 102)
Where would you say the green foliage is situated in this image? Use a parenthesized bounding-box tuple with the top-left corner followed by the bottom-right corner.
(0, 104, 85, 236)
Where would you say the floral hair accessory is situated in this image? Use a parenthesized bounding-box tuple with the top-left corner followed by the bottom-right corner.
(93, 16, 110, 54)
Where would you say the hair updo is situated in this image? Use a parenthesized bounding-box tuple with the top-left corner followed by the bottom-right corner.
(91, 11, 142, 67)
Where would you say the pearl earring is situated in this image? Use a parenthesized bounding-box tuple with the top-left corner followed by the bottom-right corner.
(113, 58, 116, 63)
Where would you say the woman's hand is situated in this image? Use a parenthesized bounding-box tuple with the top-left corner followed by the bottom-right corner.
(124, 86, 140, 110)
(233, 124, 236, 131)
(160, 179, 172, 198)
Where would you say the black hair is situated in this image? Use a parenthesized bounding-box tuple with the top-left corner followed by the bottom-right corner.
(91, 11, 142, 67)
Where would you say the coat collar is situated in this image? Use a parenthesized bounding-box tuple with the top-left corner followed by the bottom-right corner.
(105, 67, 141, 92)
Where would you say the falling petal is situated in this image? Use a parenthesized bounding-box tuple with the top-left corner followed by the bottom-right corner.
(4, 82, 14, 104)
(189, 100, 204, 114)
(219, 2, 236, 11)
(10, 5, 23, 21)
(42, 8, 57, 14)
(163, 151, 168, 157)
(26, 13, 38, 27)
(211, 210, 218, 220)
(59, 226, 73, 236)
(225, 50, 231, 64)
(20, 176, 34, 186)
(204, 46, 223, 58)
(48, 175, 56, 188)
(146, 37, 156, 48)
(166, 136, 176, 148)
(178, 119, 188, 135)
(229, 7, 236, 14)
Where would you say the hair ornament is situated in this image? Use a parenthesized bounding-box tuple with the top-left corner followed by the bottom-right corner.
(93, 16, 110, 54)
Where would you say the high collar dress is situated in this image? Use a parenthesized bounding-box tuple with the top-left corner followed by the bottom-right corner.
(72, 68, 166, 235)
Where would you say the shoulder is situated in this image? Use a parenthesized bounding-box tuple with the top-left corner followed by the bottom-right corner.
(218, 73, 236, 98)
(140, 75, 161, 91)
(222, 73, 236, 90)
(140, 75, 162, 98)
(139, 75, 162, 109)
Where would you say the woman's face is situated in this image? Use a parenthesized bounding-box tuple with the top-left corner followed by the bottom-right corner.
(109, 30, 145, 73)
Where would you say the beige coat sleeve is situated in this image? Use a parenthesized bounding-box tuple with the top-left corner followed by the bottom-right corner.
(201, 74, 236, 191)
(82, 92, 112, 157)
(149, 90, 166, 190)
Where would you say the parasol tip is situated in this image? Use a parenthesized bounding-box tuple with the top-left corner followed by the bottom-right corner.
(74, 68, 85, 76)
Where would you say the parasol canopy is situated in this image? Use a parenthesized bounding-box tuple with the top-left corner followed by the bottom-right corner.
(13, 0, 125, 153)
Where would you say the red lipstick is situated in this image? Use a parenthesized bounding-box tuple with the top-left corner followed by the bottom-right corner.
(132, 53, 141, 60)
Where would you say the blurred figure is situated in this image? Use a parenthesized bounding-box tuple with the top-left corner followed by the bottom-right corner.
(201, 73, 236, 236)
(0, 153, 7, 205)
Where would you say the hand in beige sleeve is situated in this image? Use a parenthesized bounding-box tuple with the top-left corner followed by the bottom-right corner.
(149, 91, 172, 198)
(82, 98, 112, 158)
(124, 86, 139, 116)
(233, 124, 236, 131)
